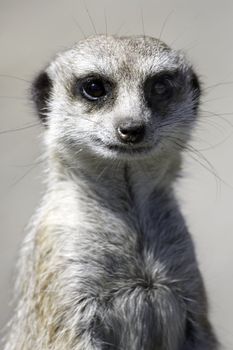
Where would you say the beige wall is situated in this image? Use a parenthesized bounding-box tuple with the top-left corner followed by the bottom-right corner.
(0, 0, 233, 348)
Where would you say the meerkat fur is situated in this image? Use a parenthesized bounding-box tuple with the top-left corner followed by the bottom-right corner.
(3, 35, 218, 350)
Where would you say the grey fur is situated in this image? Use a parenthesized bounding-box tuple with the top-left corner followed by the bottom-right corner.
(3, 35, 218, 350)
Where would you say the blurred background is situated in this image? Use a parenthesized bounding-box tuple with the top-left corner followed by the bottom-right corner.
(0, 0, 233, 348)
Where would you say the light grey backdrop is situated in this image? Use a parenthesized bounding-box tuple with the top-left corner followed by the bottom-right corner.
(0, 0, 233, 348)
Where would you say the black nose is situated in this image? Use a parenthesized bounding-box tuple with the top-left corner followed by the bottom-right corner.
(117, 123, 145, 144)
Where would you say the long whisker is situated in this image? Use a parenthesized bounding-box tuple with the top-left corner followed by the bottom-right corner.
(200, 109, 233, 128)
(0, 122, 40, 135)
(197, 131, 233, 151)
(168, 136, 221, 195)
(66, 113, 103, 126)
(140, 6, 145, 37)
(158, 10, 174, 41)
(0, 74, 31, 84)
(169, 11, 200, 47)
(167, 135, 233, 190)
(155, 108, 233, 132)
(202, 96, 232, 104)
(0, 161, 42, 200)
(114, 21, 126, 36)
(8, 158, 45, 168)
(104, 7, 108, 36)
(72, 17, 87, 39)
(160, 127, 231, 151)
(83, 0, 98, 35)
(202, 81, 233, 93)
(0, 96, 27, 100)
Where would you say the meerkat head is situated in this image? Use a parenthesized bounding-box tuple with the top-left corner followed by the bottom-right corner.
(32, 35, 200, 163)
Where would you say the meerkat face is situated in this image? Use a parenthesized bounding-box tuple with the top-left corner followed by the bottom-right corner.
(32, 35, 200, 161)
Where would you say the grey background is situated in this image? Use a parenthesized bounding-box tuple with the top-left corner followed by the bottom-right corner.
(0, 0, 233, 348)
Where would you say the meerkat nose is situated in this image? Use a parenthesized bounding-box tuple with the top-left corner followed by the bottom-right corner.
(116, 122, 145, 144)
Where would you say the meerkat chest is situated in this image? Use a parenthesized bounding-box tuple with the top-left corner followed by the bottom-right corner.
(34, 179, 192, 349)
(58, 198, 187, 350)
(57, 182, 189, 293)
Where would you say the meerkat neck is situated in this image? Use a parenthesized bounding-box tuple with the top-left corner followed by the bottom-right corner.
(46, 149, 181, 212)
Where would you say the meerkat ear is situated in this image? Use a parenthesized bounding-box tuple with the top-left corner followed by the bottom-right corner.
(191, 71, 201, 98)
(190, 71, 201, 112)
(31, 71, 52, 125)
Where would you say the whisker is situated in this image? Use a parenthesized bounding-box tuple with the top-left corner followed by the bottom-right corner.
(169, 11, 200, 47)
(184, 145, 222, 197)
(140, 6, 145, 37)
(179, 40, 200, 53)
(0, 96, 27, 100)
(72, 17, 87, 39)
(0, 74, 30, 84)
(200, 109, 233, 128)
(66, 113, 102, 126)
(197, 131, 233, 151)
(161, 127, 230, 151)
(0, 122, 40, 135)
(168, 136, 221, 195)
(7, 156, 45, 168)
(156, 108, 233, 132)
(83, 0, 98, 35)
(104, 7, 108, 36)
(0, 161, 41, 200)
(200, 109, 233, 117)
(11, 163, 39, 187)
(114, 21, 125, 36)
(158, 10, 174, 41)
(197, 117, 230, 134)
(168, 135, 233, 191)
(202, 96, 232, 104)
(203, 81, 233, 93)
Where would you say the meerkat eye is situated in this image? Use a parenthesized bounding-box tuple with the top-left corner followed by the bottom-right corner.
(152, 81, 169, 95)
(80, 78, 108, 101)
(151, 76, 174, 97)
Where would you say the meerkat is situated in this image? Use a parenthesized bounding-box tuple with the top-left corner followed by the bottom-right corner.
(3, 35, 218, 350)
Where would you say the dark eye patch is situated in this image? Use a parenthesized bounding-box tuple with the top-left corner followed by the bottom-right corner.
(144, 71, 183, 112)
